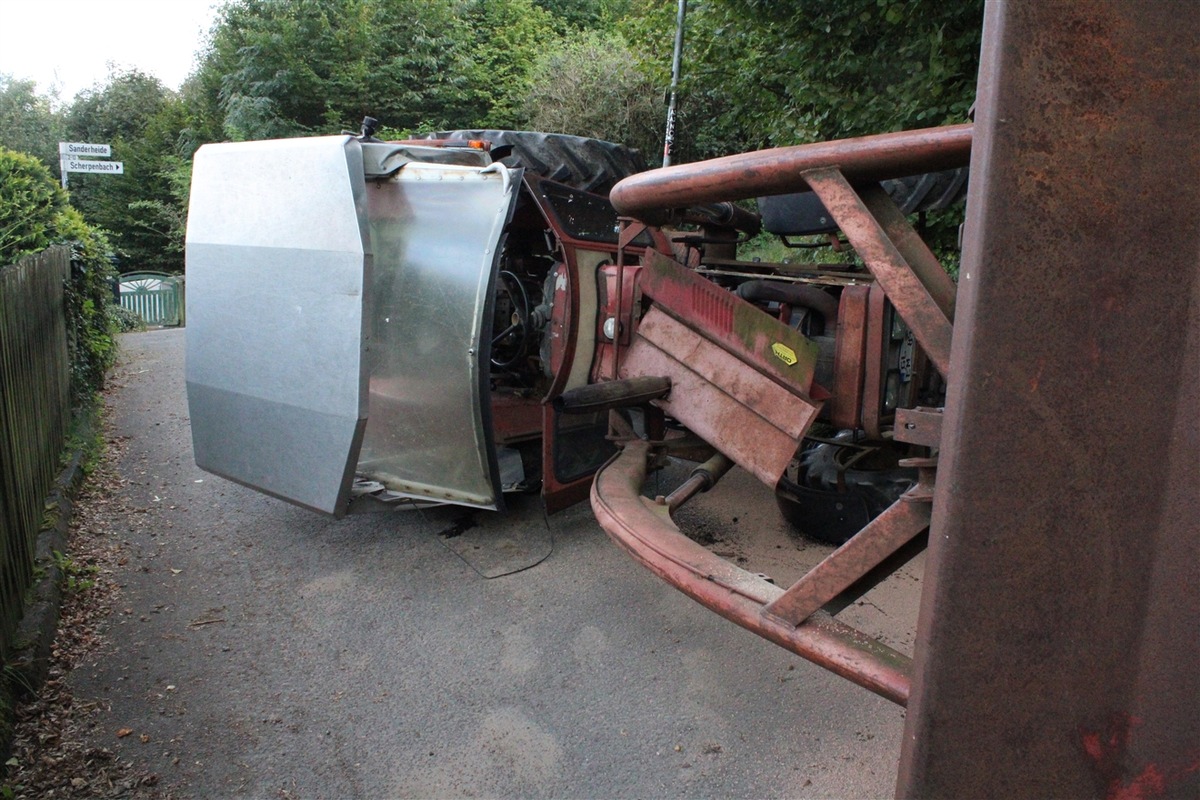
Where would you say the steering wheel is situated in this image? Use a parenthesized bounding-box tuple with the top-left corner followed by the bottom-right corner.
(490, 271, 530, 368)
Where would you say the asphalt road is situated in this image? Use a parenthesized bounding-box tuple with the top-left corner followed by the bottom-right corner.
(70, 328, 917, 799)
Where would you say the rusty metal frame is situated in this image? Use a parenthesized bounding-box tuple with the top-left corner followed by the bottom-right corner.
(802, 169, 955, 377)
(829, 285, 870, 429)
(763, 458, 934, 626)
(592, 2, 1196, 796)
(591, 439, 913, 705)
(595, 125, 968, 699)
(609, 124, 972, 216)
(860, 283, 890, 438)
(611, 125, 968, 383)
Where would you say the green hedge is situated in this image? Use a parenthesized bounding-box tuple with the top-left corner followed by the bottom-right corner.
(0, 147, 118, 400)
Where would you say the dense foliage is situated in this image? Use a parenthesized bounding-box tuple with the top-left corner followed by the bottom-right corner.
(618, 0, 982, 160)
(64, 70, 190, 273)
(0, 0, 984, 275)
(0, 148, 65, 261)
(57, 206, 120, 399)
(525, 31, 663, 159)
(0, 147, 118, 400)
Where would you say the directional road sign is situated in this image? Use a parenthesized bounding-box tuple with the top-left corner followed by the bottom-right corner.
(59, 142, 112, 157)
(61, 158, 124, 174)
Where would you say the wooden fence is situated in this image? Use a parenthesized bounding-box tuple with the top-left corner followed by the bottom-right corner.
(0, 246, 72, 661)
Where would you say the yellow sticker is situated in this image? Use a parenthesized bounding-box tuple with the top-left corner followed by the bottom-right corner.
(772, 342, 798, 366)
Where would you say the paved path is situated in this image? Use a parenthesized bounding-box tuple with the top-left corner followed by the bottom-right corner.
(71, 328, 913, 798)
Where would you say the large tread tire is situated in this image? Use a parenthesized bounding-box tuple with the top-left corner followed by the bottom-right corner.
(775, 435, 916, 546)
(882, 167, 970, 214)
(421, 130, 647, 196)
(758, 167, 969, 236)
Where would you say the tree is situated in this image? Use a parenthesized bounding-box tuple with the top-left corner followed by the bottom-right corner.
(0, 75, 64, 170)
(619, 0, 983, 157)
(196, 0, 482, 139)
(458, 0, 558, 130)
(524, 32, 664, 158)
(64, 69, 190, 272)
(534, 0, 632, 31)
(709, 0, 982, 141)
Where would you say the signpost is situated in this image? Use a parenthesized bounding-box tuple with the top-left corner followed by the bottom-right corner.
(58, 142, 122, 188)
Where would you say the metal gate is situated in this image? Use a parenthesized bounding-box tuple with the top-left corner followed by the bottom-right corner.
(118, 271, 184, 326)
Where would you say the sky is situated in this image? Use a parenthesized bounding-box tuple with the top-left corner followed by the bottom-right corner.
(0, 0, 222, 103)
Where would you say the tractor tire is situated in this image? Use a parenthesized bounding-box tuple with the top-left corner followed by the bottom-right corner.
(758, 167, 969, 237)
(775, 433, 916, 546)
(420, 130, 647, 196)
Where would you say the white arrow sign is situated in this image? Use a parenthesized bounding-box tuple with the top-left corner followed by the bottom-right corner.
(59, 142, 112, 157)
(61, 158, 124, 174)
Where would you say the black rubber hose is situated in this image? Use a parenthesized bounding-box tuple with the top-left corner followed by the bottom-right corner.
(735, 281, 839, 330)
(679, 202, 762, 236)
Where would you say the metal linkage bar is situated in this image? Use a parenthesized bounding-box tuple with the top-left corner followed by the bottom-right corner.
(857, 184, 957, 322)
(762, 490, 932, 627)
(591, 439, 913, 706)
(802, 167, 954, 376)
(661, 452, 733, 513)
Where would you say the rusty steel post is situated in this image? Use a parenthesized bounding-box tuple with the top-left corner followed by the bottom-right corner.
(897, 2, 1199, 798)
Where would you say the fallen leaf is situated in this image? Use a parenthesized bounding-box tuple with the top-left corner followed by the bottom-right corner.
(117, 728, 133, 738)
(170, 569, 182, 575)
(139, 734, 151, 743)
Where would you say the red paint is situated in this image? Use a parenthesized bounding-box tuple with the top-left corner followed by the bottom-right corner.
(1081, 713, 1200, 800)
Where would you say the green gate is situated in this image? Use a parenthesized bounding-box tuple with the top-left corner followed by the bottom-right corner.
(118, 271, 185, 326)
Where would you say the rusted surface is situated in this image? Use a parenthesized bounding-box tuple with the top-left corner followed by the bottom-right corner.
(762, 494, 931, 627)
(610, 220, 649, 383)
(803, 168, 953, 377)
(638, 249, 821, 393)
(599, 263, 642, 347)
(700, 258, 877, 287)
(897, 2, 1200, 797)
(858, 184, 957, 323)
(829, 286, 869, 429)
(662, 452, 734, 513)
(591, 439, 913, 706)
(610, 124, 972, 220)
(489, 393, 542, 444)
(592, 263, 643, 382)
(619, 307, 821, 487)
(893, 407, 943, 449)
(860, 284, 889, 438)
